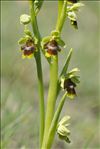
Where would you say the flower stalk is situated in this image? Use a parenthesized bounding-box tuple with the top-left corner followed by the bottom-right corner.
(45, 93, 67, 149)
(41, 56, 58, 149)
(56, 0, 67, 33)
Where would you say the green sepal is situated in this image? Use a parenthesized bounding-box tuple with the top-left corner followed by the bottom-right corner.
(55, 37, 66, 48)
(18, 37, 27, 45)
(63, 68, 80, 84)
(71, 76, 80, 84)
(67, 68, 80, 76)
(25, 35, 32, 40)
(42, 36, 51, 43)
(41, 36, 51, 48)
(18, 35, 33, 45)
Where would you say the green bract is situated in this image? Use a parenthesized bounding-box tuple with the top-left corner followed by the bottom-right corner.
(34, 0, 44, 15)
(18, 37, 27, 45)
(20, 14, 31, 25)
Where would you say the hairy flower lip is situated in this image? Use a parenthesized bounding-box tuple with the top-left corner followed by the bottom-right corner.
(46, 49, 57, 55)
(64, 79, 76, 89)
(44, 40, 61, 56)
(64, 78, 76, 96)
(20, 39, 36, 58)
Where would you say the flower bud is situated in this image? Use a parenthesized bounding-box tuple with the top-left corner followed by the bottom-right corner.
(57, 116, 71, 143)
(20, 14, 31, 25)
(57, 125, 70, 137)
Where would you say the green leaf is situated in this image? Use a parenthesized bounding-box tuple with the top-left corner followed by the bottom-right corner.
(60, 48, 73, 76)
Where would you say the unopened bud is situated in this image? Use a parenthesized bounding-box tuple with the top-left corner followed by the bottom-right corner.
(20, 14, 31, 25)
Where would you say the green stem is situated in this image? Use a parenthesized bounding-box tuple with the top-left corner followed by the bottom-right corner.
(29, 1, 41, 39)
(45, 93, 67, 149)
(56, 0, 64, 28)
(41, 1, 68, 148)
(29, 1, 45, 147)
(35, 52, 45, 148)
(56, 0, 67, 33)
(41, 56, 58, 149)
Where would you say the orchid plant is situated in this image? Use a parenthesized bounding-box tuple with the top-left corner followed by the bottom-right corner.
(18, 0, 84, 149)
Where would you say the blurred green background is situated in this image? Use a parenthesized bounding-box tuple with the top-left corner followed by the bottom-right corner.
(1, 1, 99, 149)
